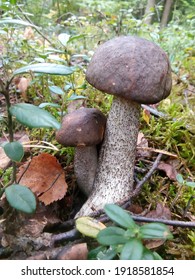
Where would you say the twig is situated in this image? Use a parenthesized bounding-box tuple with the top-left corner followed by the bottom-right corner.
(131, 153, 163, 197)
(98, 214, 195, 228)
(16, 5, 54, 47)
(141, 104, 168, 118)
(51, 229, 81, 245)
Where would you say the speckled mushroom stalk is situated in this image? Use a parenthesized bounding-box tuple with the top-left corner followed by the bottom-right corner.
(74, 145, 98, 196)
(76, 36, 172, 217)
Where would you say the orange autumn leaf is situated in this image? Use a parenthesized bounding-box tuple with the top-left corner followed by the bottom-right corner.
(17, 153, 67, 205)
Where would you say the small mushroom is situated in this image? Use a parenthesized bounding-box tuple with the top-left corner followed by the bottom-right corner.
(56, 107, 106, 196)
(76, 36, 172, 216)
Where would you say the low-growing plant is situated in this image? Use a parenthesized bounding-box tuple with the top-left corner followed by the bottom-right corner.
(76, 204, 173, 260)
(0, 20, 78, 213)
(176, 174, 195, 215)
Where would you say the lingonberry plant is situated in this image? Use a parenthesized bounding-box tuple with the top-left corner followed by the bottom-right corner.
(76, 204, 173, 260)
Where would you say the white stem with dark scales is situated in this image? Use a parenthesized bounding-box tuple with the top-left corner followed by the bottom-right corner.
(74, 146, 98, 196)
(76, 96, 140, 217)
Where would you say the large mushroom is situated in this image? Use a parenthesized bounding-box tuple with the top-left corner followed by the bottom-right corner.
(56, 107, 106, 196)
(76, 36, 172, 217)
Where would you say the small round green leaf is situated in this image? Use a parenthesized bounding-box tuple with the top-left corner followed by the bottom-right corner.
(176, 173, 184, 184)
(3, 141, 24, 162)
(104, 204, 136, 229)
(97, 226, 127, 245)
(120, 238, 144, 260)
(5, 184, 36, 214)
(9, 103, 60, 129)
(140, 223, 173, 240)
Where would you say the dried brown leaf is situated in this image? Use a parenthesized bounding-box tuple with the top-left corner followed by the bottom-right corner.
(14, 77, 30, 101)
(136, 132, 152, 158)
(17, 153, 67, 205)
(56, 243, 88, 260)
(158, 161, 178, 180)
(146, 203, 172, 220)
(24, 27, 34, 40)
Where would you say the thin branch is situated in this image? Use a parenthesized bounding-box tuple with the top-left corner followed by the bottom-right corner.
(141, 104, 167, 118)
(131, 153, 163, 197)
(98, 214, 195, 228)
(16, 5, 54, 47)
(51, 229, 81, 245)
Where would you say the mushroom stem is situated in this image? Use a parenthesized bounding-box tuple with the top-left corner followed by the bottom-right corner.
(74, 146, 98, 196)
(76, 96, 140, 217)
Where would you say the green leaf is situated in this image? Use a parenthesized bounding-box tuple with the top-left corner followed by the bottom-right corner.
(96, 246, 117, 260)
(67, 94, 86, 101)
(97, 226, 127, 245)
(142, 248, 156, 260)
(104, 204, 136, 229)
(120, 238, 144, 260)
(141, 248, 163, 260)
(3, 141, 24, 162)
(88, 246, 117, 260)
(68, 34, 86, 43)
(39, 102, 61, 109)
(176, 173, 184, 184)
(140, 223, 173, 240)
(10, 0, 17, 4)
(5, 184, 36, 214)
(88, 246, 106, 260)
(152, 251, 163, 260)
(9, 103, 60, 129)
(13, 63, 74, 76)
(49, 85, 64, 95)
(186, 181, 195, 188)
(0, 19, 38, 28)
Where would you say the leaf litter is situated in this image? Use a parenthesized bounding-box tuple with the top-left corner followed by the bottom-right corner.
(17, 153, 68, 205)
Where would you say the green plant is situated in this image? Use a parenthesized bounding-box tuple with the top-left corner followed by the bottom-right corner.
(176, 174, 195, 215)
(0, 0, 92, 214)
(76, 204, 173, 260)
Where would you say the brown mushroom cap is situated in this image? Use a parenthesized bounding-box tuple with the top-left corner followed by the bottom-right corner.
(86, 36, 172, 104)
(56, 108, 106, 147)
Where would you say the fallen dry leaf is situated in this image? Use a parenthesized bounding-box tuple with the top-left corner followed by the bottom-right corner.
(56, 243, 88, 260)
(137, 132, 152, 158)
(17, 153, 67, 205)
(14, 77, 30, 101)
(158, 161, 178, 180)
(142, 108, 151, 125)
(23, 27, 34, 40)
(146, 203, 172, 220)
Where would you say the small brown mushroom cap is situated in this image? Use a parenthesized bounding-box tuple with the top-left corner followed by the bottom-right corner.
(86, 36, 172, 104)
(56, 108, 106, 147)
